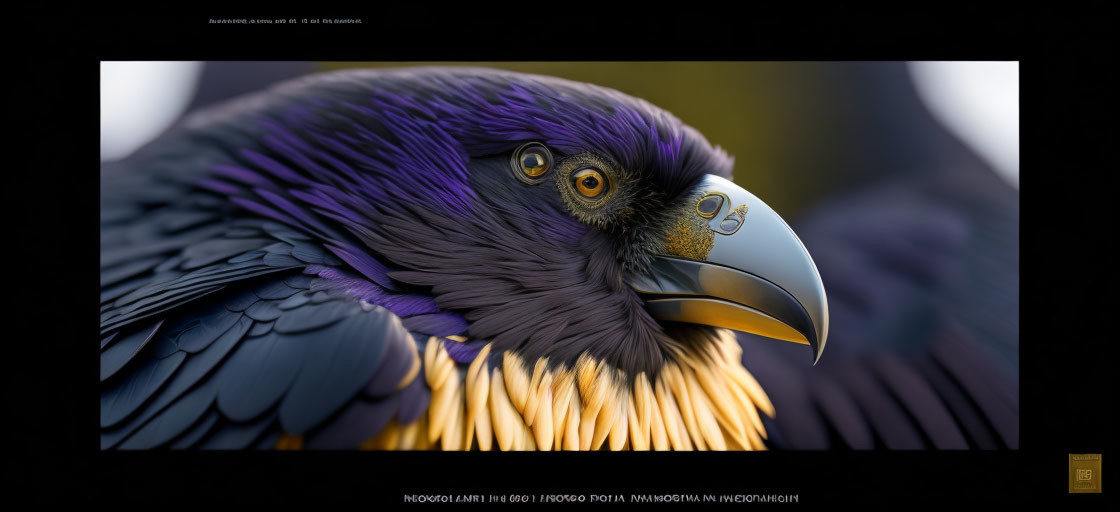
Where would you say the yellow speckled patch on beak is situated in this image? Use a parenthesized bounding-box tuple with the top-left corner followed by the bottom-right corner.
(663, 210, 715, 261)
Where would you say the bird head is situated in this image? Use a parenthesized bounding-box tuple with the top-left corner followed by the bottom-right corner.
(192, 67, 828, 384)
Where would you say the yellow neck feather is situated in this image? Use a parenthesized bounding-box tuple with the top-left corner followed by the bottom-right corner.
(360, 329, 774, 451)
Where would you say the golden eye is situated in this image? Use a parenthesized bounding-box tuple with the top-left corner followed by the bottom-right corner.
(572, 167, 607, 198)
(511, 142, 553, 183)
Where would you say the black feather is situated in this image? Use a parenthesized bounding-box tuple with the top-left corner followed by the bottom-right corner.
(101, 314, 252, 449)
(169, 409, 222, 449)
(101, 351, 186, 428)
(304, 396, 398, 449)
(215, 330, 306, 422)
(118, 377, 220, 449)
(100, 321, 164, 382)
(277, 306, 401, 434)
(197, 413, 278, 450)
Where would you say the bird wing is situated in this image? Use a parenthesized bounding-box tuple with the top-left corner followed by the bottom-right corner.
(100, 147, 451, 450)
(739, 172, 1018, 449)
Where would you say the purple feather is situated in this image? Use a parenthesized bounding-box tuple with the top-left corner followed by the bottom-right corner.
(401, 312, 469, 337)
(443, 338, 487, 364)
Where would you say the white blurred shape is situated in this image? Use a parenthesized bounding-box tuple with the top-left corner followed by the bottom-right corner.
(100, 61, 204, 162)
(909, 61, 1019, 189)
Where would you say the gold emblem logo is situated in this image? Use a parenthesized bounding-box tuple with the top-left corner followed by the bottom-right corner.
(1069, 454, 1102, 493)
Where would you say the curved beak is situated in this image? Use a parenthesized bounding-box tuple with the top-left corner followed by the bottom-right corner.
(629, 175, 829, 364)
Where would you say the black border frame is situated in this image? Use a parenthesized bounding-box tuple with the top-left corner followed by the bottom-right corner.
(14, 7, 1112, 506)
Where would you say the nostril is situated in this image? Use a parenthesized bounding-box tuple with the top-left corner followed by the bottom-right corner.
(697, 195, 723, 217)
(711, 204, 749, 235)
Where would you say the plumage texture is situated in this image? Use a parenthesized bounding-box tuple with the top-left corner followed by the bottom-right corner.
(100, 67, 760, 450)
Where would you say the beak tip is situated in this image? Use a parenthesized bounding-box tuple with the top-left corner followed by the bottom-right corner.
(807, 321, 827, 365)
(810, 326, 827, 365)
(811, 307, 828, 366)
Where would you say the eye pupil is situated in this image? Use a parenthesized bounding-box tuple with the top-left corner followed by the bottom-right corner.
(512, 143, 552, 181)
(572, 167, 607, 198)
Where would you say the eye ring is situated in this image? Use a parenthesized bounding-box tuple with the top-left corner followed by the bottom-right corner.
(510, 142, 553, 184)
(553, 151, 619, 214)
(572, 167, 608, 199)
